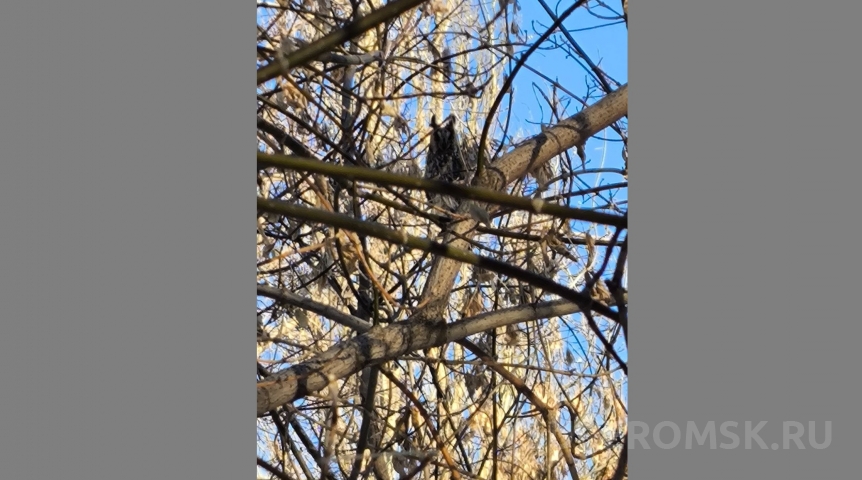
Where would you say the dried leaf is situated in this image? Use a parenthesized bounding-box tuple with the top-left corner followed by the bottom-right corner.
(441, 47, 452, 80)
(504, 324, 519, 346)
(475, 267, 495, 282)
(463, 289, 484, 317)
(577, 144, 587, 169)
(426, 0, 449, 17)
(380, 102, 400, 118)
(294, 309, 309, 329)
(467, 203, 491, 225)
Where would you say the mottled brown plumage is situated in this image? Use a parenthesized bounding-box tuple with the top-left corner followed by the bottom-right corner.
(423, 115, 479, 210)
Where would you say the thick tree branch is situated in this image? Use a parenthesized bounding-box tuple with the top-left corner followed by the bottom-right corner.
(257, 298, 622, 415)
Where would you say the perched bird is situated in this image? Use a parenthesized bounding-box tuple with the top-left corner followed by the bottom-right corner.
(423, 115, 480, 211)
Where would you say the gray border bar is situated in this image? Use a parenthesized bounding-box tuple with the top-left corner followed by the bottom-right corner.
(0, 2, 254, 478)
(632, 1, 860, 478)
